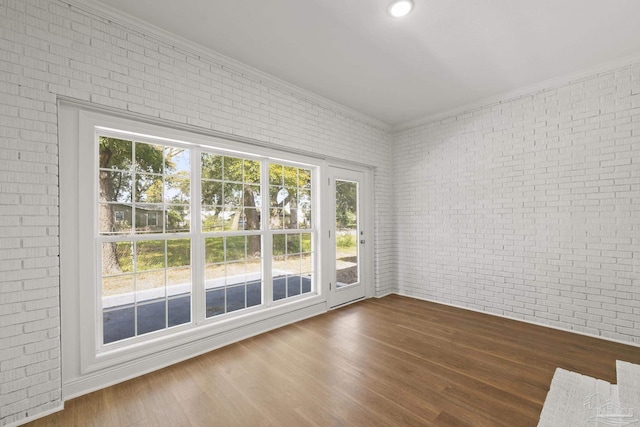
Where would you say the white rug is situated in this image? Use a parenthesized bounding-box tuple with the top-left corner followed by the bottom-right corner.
(538, 362, 640, 427)
(618, 361, 640, 416)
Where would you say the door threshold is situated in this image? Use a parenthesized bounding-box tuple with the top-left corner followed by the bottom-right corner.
(329, 296, 366, 310)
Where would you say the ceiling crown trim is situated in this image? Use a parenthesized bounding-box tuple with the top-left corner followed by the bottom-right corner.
(393, 52, 640, 133)
(62, 0, 392, 132)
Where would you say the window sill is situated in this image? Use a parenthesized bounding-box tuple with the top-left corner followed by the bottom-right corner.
(88, 293, 325, 373)
(66, 294, 326, 399)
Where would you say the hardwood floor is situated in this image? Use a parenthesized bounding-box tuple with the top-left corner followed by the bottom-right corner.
(27, 295, 640, 426)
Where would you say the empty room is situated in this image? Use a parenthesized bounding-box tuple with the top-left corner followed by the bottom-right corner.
(1, 0, 640, 426)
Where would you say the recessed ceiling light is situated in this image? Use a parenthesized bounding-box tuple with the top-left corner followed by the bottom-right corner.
(388, 0, 414, 18)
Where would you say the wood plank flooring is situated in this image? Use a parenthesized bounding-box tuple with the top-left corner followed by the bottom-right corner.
(26, 295, 640, 426)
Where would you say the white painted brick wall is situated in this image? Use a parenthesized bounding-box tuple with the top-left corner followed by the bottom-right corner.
(3, 0, 637, 424)
(0, 0, 393, 424)
(393, 62, 640, 346)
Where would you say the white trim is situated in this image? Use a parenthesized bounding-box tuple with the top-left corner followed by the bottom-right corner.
(393, 52, 640, 132)
(61, 0, 390, 132)
(59, 96, 378, 171)
(4, 404, 65, 427)
(363, 167, 375, 299)
(329, 296, 366, 310)
(60, 101, 341, 401)
(59, 101, 81, 402)
(87, 294, 325, 373)
(394, 291, 640, 349)
(327, 165, 373, 307)
(63, 301, 326, 400)
(192, 142, 205, 325)
(374, 290, 395, 299)
(80, 109, 325, 364)
(78, 110, 98, 374)
(60, 0, 640, 134)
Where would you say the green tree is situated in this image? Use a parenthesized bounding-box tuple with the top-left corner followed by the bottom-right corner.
(100, 137, 134, 274)
(99, 137, 180, 273)
(200, 157, 311, 257)
(335, 180, 357, 229)
(201, 155, 262, 255)
(269, 164, 311, 230)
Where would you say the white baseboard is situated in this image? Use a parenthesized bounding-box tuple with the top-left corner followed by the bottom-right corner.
(374, 290, 395, 299)
(6, 404, 64, 427)
(393, 291, 640, 349)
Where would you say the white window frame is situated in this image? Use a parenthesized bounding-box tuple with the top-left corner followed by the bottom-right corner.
(71, 109, 326, 376)
(94, 127, 197, 354)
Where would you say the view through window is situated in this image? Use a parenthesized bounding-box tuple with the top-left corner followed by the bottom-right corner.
(97, 130, 316, 346)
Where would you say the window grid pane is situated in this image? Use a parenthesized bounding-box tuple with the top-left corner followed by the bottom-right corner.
(201, 154, 262, 233)
(99, 133, 193, 345)
(205, 236, 263, 318)
(99, 137, 191, 236)
(98, 134, 316, 348)
(272, 233, 314, 302)
(268, 165, 312, 230)
(102, 238, 192, 345)
(269, 162, 313, 302)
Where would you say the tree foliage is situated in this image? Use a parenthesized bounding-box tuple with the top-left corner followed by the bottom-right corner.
(100, 137, 184, 273)
(335, 180, 357, 229)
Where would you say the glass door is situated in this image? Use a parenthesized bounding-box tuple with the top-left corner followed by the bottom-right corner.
(328, 166, 367, 307)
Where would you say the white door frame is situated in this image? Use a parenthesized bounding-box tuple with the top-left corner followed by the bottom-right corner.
(325, 164, 374, 308)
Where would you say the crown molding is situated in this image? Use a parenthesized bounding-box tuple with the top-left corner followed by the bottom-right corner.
(60, 0, 392, 132)
(51, 1, 640, 136)
(393, 52, 640, 133)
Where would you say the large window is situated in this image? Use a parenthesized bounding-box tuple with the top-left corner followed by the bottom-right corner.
(96, 129, 317, 348)
(99, 136, 192, 345)
(201, 153, 263, 318)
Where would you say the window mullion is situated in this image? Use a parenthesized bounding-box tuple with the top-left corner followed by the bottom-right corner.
(263, 159, 273, 306)
(96, 129, 317, 349)
(192, 147, 205, 325)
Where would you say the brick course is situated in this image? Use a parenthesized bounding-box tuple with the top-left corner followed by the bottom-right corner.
(393, 64, 640, 347)
(0, 1, 392, 424)
(1, 0, 639, 425)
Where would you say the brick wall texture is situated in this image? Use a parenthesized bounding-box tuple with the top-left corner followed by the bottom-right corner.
(0, 1, 393, 424)
(393, 62, 640, 345)
(0, 0, 639, 424)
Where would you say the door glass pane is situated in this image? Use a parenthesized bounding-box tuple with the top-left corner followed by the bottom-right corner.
(335, 180, 358, 287)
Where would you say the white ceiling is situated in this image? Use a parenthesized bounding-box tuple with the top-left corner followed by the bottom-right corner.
(90, 0, 640, 126)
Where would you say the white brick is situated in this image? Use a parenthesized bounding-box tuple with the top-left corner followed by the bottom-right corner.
(1, 1, 393, 424)
(395, 60, 640, 350)
(1, 0, 638, 425)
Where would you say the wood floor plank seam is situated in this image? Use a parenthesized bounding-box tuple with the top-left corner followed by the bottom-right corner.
(25, 295, 640, 427)
(332, 311, 546, 406)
